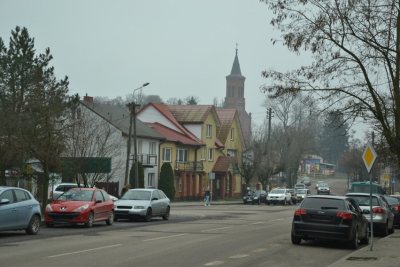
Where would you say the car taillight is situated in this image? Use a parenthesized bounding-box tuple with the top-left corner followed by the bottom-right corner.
(372, 207, 385, 214)
(336, 212, 353, 220)
(393, 206, 400, 211)
(294, 209, 306, 216)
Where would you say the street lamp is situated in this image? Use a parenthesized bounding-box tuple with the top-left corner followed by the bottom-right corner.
(124, 83, 150, 188)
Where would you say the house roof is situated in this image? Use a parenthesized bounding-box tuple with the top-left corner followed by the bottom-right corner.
(215, 138, 225, 149)
(212, 156, 236, 172)
(80, 101, 165, 140)
(146, 122, 204, 146)
(167, 105, 220, 126)
(215, 108, 246, 149)
(138, 102, 205, 145)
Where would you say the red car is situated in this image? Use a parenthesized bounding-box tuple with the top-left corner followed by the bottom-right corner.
(44, 188, 114, 228)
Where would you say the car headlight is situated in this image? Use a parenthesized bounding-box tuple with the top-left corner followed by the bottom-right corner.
(74, 204, 89, 212)
(253, 197, 258, 199)
(134, 206, 144, 209)
(243, 197, 246, 200)
(45, 204, 53, 211)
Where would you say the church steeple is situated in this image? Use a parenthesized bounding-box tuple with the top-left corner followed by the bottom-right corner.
(227, 44, 245, 79)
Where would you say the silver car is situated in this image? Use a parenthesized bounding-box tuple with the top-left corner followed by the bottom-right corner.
(295, 189, 311, 202)
(114, 189, 170, 222)
(317, 183, 330, 194)
(0, 186, 41, 234)
(346, 193, 395, 236)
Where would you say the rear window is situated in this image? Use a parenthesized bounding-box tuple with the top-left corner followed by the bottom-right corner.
(384, 197, 399, 205)
(301, 198, 345, 210)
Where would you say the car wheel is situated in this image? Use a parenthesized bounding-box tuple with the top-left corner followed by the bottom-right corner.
(291, 231, 301, 245)
(266, 202, 270, 205)
(283, 200, 287, 205)
(144, 208, 152, 222)
(162, 206, 170, 220)
(106, 211, 114, 225)
(257, 199, 260, 205)
(46, 223, 54, 228)
(348, 228, 358, 249)
(382, 222, 389, 237)
(360, 227, 369, 244)
(388, 221, 395, 235)
(85, 212, 94, 228)
(25, 214, 40, 235)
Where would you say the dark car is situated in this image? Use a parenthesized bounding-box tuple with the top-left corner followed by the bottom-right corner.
(243, 190, 267, 205)
(291, 195, 370, 249)
(301, 177, 311, 186)
(383, 196, 400, 227)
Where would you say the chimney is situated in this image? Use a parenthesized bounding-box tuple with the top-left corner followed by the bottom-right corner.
(83, 93, 93, 102)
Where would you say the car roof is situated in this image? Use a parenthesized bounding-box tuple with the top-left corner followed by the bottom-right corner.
(128, 189, 159, 192)
(69, 188, 97, 191)
(346, 193, 381, 197)
(307, 195, 347, 200)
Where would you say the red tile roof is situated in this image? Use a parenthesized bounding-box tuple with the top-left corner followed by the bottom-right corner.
(146, 123, 203, 146)
(215, 109, 236, 143)
(212, 156, 237, 172)
(167, 105, 219, 124)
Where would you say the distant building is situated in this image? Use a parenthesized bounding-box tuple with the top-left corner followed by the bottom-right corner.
(224, 47, 252, 146)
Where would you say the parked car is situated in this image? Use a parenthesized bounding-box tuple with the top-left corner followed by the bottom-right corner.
(50, 183, 84, 200)
(243, 190, 267, 204)
(294, 184, 307, 189)
(287, 189, 298, 204)
(266, 188, 292, 205)
(0, 186, 41, 235)
(291, 195, 370, 249)
(295, 189, 311, 202)
(114, 189, 170, 222)
(346, 193, 395, 236)
(317, 183, 330, 195)
(383, 196, 400, 227)
(315, 181, 324, 189)
(44, 188, 114, 228)
(301, 177, 311, 186)
(108, 194, 118, 202)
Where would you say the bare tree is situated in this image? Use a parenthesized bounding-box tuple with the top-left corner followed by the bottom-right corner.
(260, 0, 400, 166)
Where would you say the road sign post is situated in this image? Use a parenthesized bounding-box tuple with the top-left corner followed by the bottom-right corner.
(209, 172, 215, 203)
(362, 142, 377, 251)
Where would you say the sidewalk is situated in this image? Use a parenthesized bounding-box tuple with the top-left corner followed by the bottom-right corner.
(327, 231, 400, 267)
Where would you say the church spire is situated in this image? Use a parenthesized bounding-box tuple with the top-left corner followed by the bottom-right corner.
(227, 44, 245, 78)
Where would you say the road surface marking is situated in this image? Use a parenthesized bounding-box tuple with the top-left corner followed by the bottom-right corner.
(205, 261, 225, 265)
(47, 244, 122, 258)
(143, 233, 188, 241)
(229, 254, 249, 259)
(250, 222, 264, 225)
(252, 248, 266, 253)
(201, 226, 233, 232)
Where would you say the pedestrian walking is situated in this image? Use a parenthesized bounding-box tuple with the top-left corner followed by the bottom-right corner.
(204, 186, 211, 206)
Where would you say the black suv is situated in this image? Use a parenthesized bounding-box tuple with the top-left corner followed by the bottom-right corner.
(243, 190, 268, 205)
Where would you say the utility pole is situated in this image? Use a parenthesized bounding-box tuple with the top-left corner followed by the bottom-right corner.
(266, 108, 273, 190)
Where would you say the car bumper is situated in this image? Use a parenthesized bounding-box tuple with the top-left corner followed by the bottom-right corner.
(44, 211, 88, 225)
(317, 190, 330, 194)
(115, 208, 147, 218)
(292, 221, 353, 241)
(266, 199, 285, 204)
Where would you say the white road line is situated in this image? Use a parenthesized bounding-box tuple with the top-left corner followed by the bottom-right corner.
(47, 244, 122, 258)
(250, 222, 264, 225)
(143, 233, 188, 241)
(252, 248, 266, 253)
(201, 226, 233, 232)
(205, 261, 225, 266)
(229, 254, 249, 259)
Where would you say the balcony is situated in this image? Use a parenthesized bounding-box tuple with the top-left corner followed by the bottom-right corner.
(132, 154, 157, 167)
(175, 161, 204, 172)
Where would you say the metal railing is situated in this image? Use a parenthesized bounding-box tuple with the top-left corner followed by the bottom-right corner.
(175, 161, 204, 171)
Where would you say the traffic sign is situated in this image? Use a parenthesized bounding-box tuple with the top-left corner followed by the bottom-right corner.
(362, 142, 377, 173)
(392, 178, 397, 184)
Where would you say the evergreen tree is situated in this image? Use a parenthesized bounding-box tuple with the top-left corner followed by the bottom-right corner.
(319, 113, 350, 170)
(129, 162, 144, 188)
(159, 163, 175, 200)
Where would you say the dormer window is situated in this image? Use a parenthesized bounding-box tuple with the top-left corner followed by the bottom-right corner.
(230, 128, 234, 140)
(206, 124, 212, 138)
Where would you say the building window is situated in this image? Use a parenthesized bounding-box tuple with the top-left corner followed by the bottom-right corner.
(230, 128, 234, 140)
(148, 173, 155, 188)
(176, 149, 188, 162)
(231, 86, 235, 97)
(162, 148, 171, 162)
(208, 148, 214, 161)
(206, 124, 212, 138)
(227, 149, 236, 157)
(149, 142, 156, 155)
(138, 141, 143, 154)
(201, 147, 207, 160)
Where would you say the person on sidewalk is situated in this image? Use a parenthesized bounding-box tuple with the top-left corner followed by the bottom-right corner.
(204, 186, 211, 206)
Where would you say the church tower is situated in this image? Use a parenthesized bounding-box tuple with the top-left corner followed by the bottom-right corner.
(225, 46, 251, 145)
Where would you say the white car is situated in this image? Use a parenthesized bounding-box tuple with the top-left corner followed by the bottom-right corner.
(266, 189, 292, 205)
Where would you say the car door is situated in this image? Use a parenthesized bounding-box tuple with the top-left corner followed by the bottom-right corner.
(380, 196, 394, 228)
(100, 190, 113, 217)
(151, 191, 162, 215)
(0, 189, 17, 230)
(347, 200, 364, 238)
(158, 190, 169, 214)
(93, 190, 106, 221)
(14, 189, 33, 228)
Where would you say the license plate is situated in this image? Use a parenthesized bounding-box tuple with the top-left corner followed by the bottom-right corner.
(247, 199, 252, 202)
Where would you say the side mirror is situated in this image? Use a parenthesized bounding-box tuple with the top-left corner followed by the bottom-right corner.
(95, 199, 102, 203)
(362, 209, 370, 215)
(0, 199, 10, 205)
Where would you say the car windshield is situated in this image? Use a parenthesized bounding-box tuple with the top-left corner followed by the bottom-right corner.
(384, 197, 399, 205)
(348, 196, 379, 206)
(301, 198, 345, 209)
(246, 191, 255, 196)
(270, 189, 285, 194)
(57, 190, 93, 201)
(319, 183, 328, 187)
(121, 190, 151, 200)
(296, 189, 307, 194)
(303, 178, 310, 181)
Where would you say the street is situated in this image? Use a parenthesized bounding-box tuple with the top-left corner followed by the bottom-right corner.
(0, 177, 378, 267)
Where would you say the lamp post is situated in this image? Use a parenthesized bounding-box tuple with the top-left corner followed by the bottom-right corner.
(124, 83, 150, 187)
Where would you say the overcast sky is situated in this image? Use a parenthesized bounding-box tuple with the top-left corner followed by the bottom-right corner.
(0, 0, 368, 138)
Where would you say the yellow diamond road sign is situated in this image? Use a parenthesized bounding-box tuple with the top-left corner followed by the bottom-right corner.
(362, 142, 377, 173)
